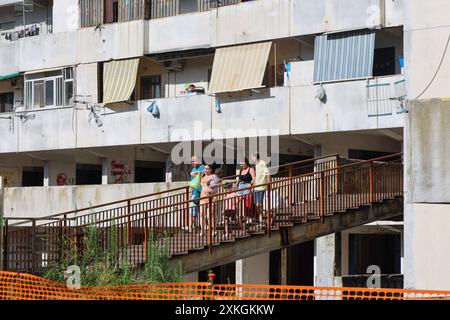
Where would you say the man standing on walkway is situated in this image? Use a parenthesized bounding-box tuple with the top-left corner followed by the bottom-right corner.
(188, 155, 205, 231)
(252, 152, 271, 226)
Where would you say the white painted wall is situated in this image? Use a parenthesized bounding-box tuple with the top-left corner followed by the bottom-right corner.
(52, 0, 79, 33)
(291, 0, 383, 36)
(290, 61, 405, 134)
(76, 63, 98, 103)
(404, 0, 450, 99)
(404, 203, 450, 290)
(3, 20, 147, 73)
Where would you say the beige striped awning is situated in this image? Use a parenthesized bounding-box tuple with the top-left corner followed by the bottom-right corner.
(103, 58, 140, 104)
(208, 42, 272, 94)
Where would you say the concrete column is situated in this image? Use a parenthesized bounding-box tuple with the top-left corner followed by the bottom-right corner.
(236, 253, 270, 285)
(101, 158, 108, 185)
(280, 248, 288, 285)
(314, 234, 337, 287)
(183, 272, 199, 282)
(341, 231, 349, 275)
(43, 161, 50, 187)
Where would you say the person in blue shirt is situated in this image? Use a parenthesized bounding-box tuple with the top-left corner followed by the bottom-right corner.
(187, 155, 204, 232)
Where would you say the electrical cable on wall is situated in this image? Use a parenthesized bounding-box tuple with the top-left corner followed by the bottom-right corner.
(414, 34, 450, 100)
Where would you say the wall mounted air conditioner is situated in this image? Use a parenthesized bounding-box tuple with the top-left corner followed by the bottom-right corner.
(163, 60, 184, 72)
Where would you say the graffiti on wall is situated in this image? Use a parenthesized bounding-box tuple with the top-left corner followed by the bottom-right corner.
(110, 160, 132, 184)
(56, 173, 75, 186)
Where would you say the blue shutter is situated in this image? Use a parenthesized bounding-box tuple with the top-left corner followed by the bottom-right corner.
(313, 29, 376, 82)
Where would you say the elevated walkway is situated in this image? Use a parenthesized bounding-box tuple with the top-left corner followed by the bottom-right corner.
(2, 154, 403, 274)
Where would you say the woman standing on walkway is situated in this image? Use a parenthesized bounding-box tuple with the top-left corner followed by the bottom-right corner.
(200, 165, 215, 236)
(236, 158, 256, 223)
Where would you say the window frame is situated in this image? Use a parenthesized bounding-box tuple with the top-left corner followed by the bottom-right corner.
(24, 67, 74, 110)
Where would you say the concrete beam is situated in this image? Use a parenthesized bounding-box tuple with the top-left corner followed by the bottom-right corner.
(172, 198, 403, 273)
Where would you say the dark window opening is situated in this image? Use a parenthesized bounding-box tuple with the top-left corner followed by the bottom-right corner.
(76, 164, 102, 185)
(179, 0, 198, 14)
(22, 167, 44, 187)
(112, 0, 119, 22)
(199, 262, 236, 284)
(348, 149, 396, 161)
(269, 241, 314, 286)
(349, 233, 401, 275)
(269, 249, 281, 285)
(373, 47, 396, 77)
(135, 161, 165, 183)
(98, 62, 104, 103)
(0, 92, 14, 113)
(140, 75, 161, 100)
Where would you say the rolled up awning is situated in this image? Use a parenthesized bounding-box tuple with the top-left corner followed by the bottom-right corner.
(208, 42, 272, 94)
(0, 72, 20, 80)
(103, 58, 140, 104)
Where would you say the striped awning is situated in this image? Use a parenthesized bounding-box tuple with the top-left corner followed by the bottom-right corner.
(208, 42, 272, 94)
(103, 58, 140, 104)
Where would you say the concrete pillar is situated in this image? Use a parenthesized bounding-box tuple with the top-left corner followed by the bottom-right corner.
(280, 248, 288, 285)
(236, 253, 270, 285)
(183, 272, 199, 282)
(101, 158, 108, 185)
(314, 234, 337, 287)
(43, 161, 50, 187)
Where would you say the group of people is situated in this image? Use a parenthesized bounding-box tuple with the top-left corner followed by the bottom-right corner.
(186, 153, 271, 236)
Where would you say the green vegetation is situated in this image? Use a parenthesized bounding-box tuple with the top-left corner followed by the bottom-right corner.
(43, 222, 184, 287)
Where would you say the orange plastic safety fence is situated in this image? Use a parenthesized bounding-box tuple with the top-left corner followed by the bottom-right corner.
(1, 272, 450, 300)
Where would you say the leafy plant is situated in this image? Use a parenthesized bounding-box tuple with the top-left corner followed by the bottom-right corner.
(43, 222, 184, 290)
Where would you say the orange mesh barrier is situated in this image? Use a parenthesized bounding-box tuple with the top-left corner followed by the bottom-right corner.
(1, 271, 450, 300)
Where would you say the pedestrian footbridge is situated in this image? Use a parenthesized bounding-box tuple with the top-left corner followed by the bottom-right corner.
(2, 154, 403, 274)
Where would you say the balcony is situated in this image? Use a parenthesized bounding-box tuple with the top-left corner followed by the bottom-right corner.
(290, 60, 405, 134)
(0, 20, 147, 74)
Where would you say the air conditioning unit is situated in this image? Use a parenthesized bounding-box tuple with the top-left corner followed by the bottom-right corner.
(163, 60, 184, 72)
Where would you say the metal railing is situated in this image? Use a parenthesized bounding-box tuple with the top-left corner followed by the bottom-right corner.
(2, 154, 403, 273)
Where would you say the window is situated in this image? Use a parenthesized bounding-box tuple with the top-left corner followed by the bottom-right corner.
(0, 92, 14, 113)
(25, 68, 74, 109)
(113, 0, 119, 22)
(0, 21, 15, 32)
(22, 167, 44, 187)
(76, 164, 102, 185)
(140, 75, 161, 99)
(179, 0, 198, 14)
(63, 68, 74, 105)
(373, 47, 396, 77)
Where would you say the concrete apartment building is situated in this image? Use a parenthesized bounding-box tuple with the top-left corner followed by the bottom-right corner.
(0, 0, 448, 290)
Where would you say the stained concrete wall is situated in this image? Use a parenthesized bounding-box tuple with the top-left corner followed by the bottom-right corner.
(236, 252, 270, 285)
(3, 181, 187, 218)
(0, 81, 405, 154)
(52, 0, 79, 33)
(404, 0, 450, 100)
(404, 203, 450, 290)
(0, 0, 404, 73)
(402, 0, 450, 290)
(404, 99, 450, 290)
(290, 61, 405, 134)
